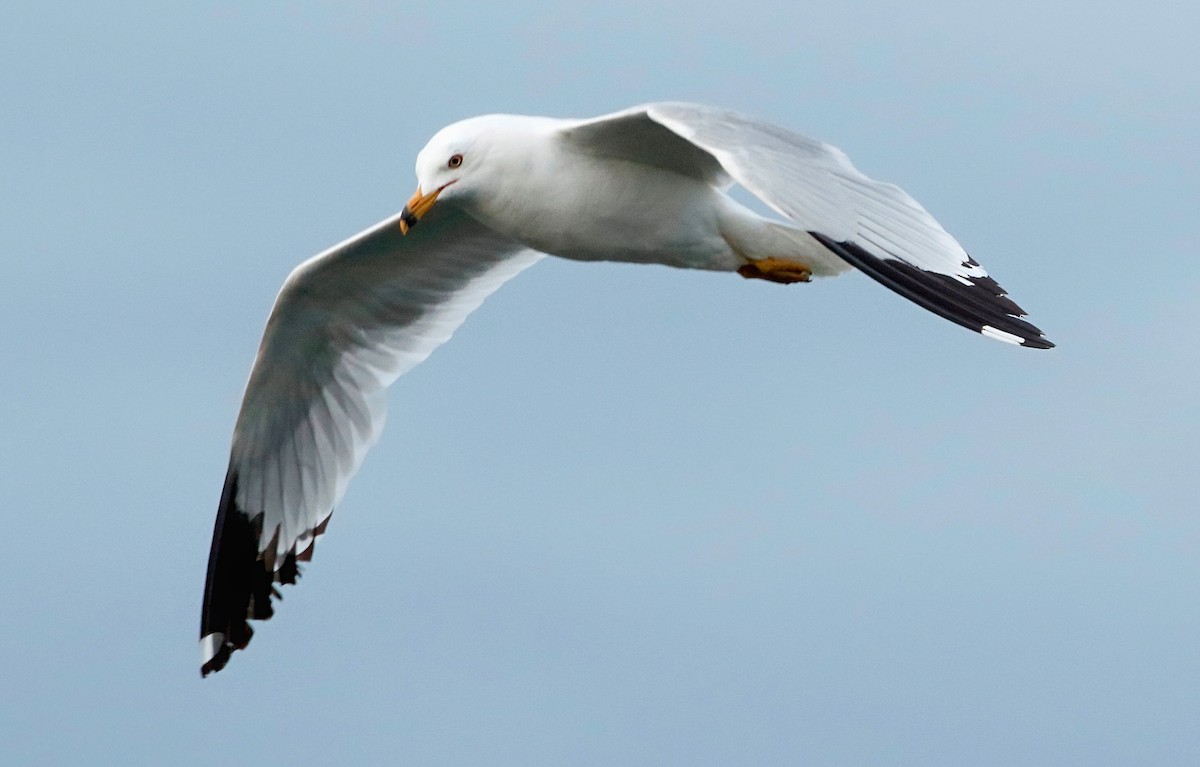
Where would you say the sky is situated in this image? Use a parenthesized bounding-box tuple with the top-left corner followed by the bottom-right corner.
(2, 1, 1198, 764)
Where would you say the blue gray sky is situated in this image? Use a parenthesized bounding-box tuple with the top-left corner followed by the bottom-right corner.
(2, 1, 1198, 764)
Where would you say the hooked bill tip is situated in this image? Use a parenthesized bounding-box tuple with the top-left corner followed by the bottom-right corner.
(399, 207, 419, 234)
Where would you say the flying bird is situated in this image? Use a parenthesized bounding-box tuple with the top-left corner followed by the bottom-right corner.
(200, 102, 1052, 676)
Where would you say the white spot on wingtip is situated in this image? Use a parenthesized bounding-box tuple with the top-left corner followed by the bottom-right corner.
(200, 632, 225, 665)
(981, 325, 1024, 345)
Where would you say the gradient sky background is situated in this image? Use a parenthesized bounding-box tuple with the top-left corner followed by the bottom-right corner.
(3, 1, 1198, 764)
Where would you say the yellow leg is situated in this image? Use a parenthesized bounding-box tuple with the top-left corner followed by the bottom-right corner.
(737, 257, 813, 284)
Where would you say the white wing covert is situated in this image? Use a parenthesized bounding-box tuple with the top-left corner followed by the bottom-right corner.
(200, 205, 541, 675)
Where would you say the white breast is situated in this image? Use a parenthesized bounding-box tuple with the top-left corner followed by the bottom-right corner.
(473, 141, 731, 269)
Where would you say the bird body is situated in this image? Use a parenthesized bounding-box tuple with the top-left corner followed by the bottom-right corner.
(200, 102, 1052, 676)
(415, 110, 847, 275)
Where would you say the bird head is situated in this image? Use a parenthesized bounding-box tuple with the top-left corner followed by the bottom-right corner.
(400, 118, 499, 234)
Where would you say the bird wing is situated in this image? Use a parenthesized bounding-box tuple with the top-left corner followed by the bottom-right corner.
(563, 102, 1052, 348)
(201, 205, 542, 675)
(558, 105, 734, 188)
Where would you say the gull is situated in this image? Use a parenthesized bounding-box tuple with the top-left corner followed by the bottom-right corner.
(200, 102, 1052, 676)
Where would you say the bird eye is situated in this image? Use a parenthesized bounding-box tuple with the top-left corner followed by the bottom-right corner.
(447, 153, 463, 169)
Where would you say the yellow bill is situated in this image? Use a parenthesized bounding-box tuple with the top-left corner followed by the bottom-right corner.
(399, 185, 445, 235)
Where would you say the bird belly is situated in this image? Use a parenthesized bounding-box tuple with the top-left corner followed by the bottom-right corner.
(482, 158, 743, 272)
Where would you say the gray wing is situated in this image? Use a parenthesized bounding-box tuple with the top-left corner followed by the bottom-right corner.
(201, 205, 542, 675)
(564, 103, 1052, 348)
(559, 105, 733, 188)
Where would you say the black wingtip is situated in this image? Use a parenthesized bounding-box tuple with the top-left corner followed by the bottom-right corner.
(199, 466, 278, 677)
(810, 232, 1054, 349)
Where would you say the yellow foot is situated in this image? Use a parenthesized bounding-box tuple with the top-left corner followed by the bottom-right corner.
(737, 257, 812, 284)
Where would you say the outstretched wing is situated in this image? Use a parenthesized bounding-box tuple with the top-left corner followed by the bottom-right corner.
(201, 205, 542, 676)
(563, 103, 1052, 348)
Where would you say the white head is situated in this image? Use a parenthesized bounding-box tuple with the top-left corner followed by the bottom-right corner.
(400, 114, 539, 234)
